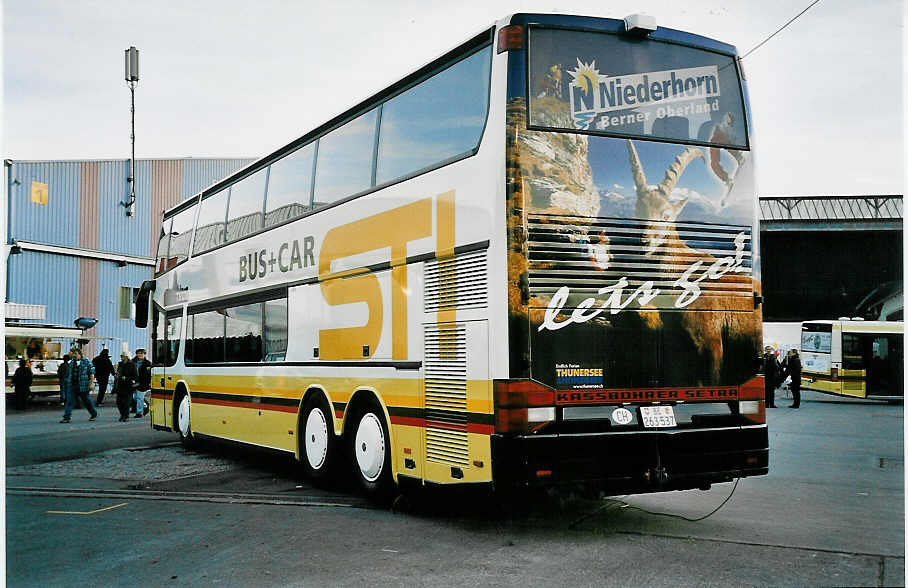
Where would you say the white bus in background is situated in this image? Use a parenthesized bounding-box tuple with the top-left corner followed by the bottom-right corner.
(4, 323, 83, 400)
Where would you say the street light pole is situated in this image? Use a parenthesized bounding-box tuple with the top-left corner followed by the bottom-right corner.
(124, 46, 139, 217)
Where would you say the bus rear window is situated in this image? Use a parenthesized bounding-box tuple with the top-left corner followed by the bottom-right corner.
(528, 27, 748, 148)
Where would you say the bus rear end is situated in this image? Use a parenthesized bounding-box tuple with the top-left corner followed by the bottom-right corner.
(496, 14, 767, 493)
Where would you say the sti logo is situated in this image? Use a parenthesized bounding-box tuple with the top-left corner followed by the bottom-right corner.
(318, 191, 456, 361)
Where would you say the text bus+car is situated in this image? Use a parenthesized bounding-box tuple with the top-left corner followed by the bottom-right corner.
(136, 13, 768, 500)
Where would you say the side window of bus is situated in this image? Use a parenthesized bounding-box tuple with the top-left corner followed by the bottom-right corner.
(377, 46, 491, 184)
(226, 169, 267, 242)
(194, 189, 229, 255)
(264, 143, 315, 228)
(263, 298, 288, 362)
(155, 219, 172, 277)
(166, 315, 182, 367)
(225, 303, 263, 363)
(313, 109, 378, 207)
(188, 310, 225, 363)
(167, 204, 197, 267)
(152, 305, 166, 367)
(842, 334, 864, 370)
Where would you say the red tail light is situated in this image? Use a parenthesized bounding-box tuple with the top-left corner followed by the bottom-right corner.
(494, 379, 555, 433)
(738, 376, 765, 424)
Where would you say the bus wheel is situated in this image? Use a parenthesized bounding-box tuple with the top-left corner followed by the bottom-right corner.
(301, 395, 337, 482)
(177, 393, 194, 447)
(351, 400, 394, 502)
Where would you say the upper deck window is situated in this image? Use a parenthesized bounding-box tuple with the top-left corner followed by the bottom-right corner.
(194, 188, 229, 255)
(528, 27, 748, 149)
(376, 45, 491, 184)
(265, 142, 315, 228)
(167, 204, 198, 267)
(313, 109, 378, 206)
(226, 168, 267, 242)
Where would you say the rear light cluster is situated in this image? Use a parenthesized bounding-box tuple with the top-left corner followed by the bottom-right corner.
(494, 379, 555, 433)
(737, 375, 766, 424)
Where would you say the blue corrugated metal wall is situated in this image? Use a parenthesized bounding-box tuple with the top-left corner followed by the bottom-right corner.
(9, 161, 81, 246)
(96, 262, 150, 354)
(97, 160, 151, 258)
(7, 157, 253, 353)
(7, 250, 80, 324)
(181, 158, 254, 201)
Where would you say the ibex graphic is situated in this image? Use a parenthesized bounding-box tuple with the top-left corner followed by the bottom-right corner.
(626, 138, 759, 384)
(628, 139, 704, 255)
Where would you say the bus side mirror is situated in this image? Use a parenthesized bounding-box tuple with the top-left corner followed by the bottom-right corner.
(134, 280, 155, 328)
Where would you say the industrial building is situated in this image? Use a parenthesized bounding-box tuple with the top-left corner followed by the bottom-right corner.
(4, 157, 252, 356)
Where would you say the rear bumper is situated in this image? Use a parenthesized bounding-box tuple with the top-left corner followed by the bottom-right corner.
(491, 425, 768, 493)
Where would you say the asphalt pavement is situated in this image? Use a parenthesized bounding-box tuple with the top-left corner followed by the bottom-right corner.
(5, 389, 905, 587)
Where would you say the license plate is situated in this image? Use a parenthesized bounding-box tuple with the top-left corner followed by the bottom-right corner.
(640, 405, 676, 428)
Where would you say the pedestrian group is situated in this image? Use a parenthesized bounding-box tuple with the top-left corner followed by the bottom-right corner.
(57, 347, 151, 423)
(763, 345, 802, 409)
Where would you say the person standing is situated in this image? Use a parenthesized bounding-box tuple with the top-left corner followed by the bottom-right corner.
(131, 348, 151, 419)
(762, 345, 781, 409)
(60, 349, 98, 423)
(782, 349, 802, 409)
(114, 352, 137, 422)
(12, 358, 33, 411)
(92, 349, 114, 405)
(57, 354, 71, 406)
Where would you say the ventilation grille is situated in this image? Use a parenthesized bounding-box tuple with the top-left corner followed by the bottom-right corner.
(424, 323, 469, 465)
(424, 250, 487, 312)
(527, 214, 753, 309)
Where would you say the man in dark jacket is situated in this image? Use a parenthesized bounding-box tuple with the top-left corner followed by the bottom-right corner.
(61, 349, 97, 423)
(114, 352, 138, 422)
(131, 348, 152, 418)
(781, 349, 802, 409)
(92, 349, 115, 405)
(12, 359, 33, 410)
(57, 354, 71, 406)
(762, 346, 781, 408)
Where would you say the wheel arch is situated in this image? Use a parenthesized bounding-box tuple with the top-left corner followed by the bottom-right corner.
(300, 384, 339, 430)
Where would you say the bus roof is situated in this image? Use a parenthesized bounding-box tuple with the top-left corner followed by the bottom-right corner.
(162, 13, 739, 220)
(803, 319, 904, 333)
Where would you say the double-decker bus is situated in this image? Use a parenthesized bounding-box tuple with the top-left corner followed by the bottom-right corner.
(801, 319, 903, 401)
(136, 13, 768, 500)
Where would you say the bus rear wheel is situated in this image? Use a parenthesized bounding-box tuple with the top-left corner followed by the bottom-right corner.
(350, 400, 394, 502)
(301, 395, 337, 483)
(176, 393, 194, 447)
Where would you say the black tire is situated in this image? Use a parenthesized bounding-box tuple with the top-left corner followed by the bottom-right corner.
(175, 392, 195, 447)
(300, 394, 338, 483)
(349, 399, 395, 502)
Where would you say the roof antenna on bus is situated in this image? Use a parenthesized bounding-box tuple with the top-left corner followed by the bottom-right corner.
(623, 14, 657, 36)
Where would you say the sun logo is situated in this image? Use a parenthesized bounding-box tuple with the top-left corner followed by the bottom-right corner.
(568, 59, 600, 97)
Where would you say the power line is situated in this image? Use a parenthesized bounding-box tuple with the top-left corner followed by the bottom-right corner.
(740, 0, 823, 60)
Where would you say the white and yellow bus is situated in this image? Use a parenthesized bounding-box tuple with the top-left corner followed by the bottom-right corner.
(801, 319, 904, 401)
(136, 13, 768, 500)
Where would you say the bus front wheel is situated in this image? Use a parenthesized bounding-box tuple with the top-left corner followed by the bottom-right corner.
(301, 394, 337, 482)
(350, 400, 394, 502)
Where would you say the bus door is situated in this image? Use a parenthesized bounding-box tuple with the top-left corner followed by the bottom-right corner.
(841, 333, 868, 397)
(866, 334, 903, 399)
(151, 305, 183, 428)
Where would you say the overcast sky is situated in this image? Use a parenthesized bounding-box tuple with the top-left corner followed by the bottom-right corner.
(2, 0, 903, 196)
